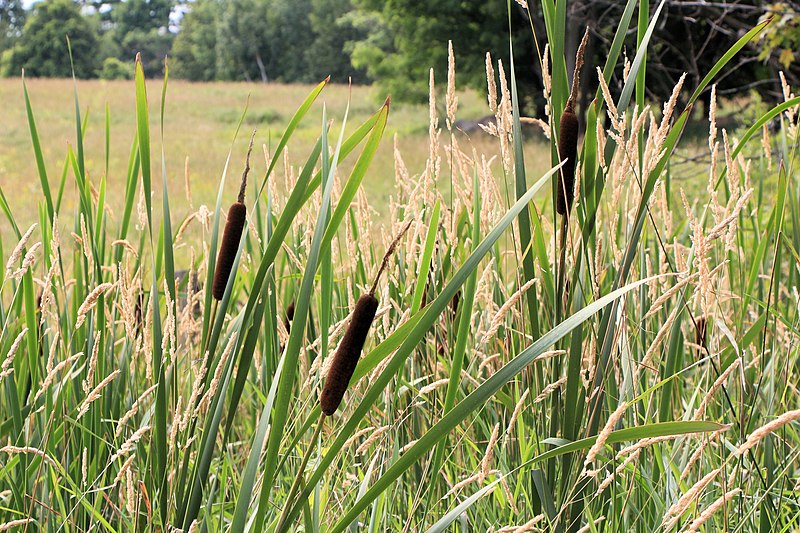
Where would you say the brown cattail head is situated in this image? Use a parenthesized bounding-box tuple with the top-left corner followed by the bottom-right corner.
(319, 222, 411, 416)
(320, 293, 379, 416)
(556, 104, 579, 215)
(212, 202, 247, 300)
(211, 132, 255, 301)
(556, 28, 589, 216)
(284, 302, 295, 333)
(695, 317, 707, 349)
(450, 289, 461, 318)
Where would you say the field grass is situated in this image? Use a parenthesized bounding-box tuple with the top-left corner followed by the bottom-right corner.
(0, 77, 551, 232)
(1, 8, 800, 533)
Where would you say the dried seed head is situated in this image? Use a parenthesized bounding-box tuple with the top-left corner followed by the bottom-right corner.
(694, 317, 707, 349)
(284, 301, 295, 333)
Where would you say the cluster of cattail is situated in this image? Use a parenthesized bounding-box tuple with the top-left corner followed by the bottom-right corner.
(319, 221, 412, 416)
(212, 132, 255, 301)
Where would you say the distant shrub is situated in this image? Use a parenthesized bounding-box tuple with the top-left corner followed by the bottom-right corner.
(100, 57, 133, 80)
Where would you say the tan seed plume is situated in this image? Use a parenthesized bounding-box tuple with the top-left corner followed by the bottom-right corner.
(584, 400, 627, 476)
(76, 282, 115, 328)
(4, 223, 37, 278)
(0, 328, 27, 381)
(78, 369, 121, 419)
(505, 388, 530, 439)
(480, 423, 500, 482)
(737, 409, 800, 456)
(481, 278, 537, 344)
(683, 488, 740, 533)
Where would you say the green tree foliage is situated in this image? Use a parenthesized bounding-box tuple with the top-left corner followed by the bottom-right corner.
(349, 0, 538, 105)
(111, 0, 175, 76)
(0, 0, 25, 52)
(305, 0, 368, 84)
(171, 0, 219, 81)
(758, 2, 800, 84)
(5, 0, 100, 78)
(215, 0, 314, 83)
(174, 0, 368, 83)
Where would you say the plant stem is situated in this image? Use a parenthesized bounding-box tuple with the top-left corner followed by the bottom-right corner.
(276, 414, 325, 532)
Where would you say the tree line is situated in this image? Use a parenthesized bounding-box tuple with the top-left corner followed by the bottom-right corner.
(0, 0, 798, 109)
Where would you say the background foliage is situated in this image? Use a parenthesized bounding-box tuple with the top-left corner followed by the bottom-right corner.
(1, 0, 799, 109)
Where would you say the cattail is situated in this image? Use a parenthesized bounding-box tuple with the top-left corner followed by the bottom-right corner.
(320, 221, 412, 416)
(284, 302, 295, 334)
(695, 317, 707, 349)
(556, 103, 579, 215)
(212, 132, 255, 301)
(556, 28, 589, 216)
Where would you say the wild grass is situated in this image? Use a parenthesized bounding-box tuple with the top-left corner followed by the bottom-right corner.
(1, 5, 800, 533)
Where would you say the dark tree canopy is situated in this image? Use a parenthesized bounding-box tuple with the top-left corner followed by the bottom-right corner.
(6, 0, 100, 78)
(0, 0, 796, 113)
(171, 0, 219, 81)
(351, 0, 540, 107)
(0, 0, 25, 52)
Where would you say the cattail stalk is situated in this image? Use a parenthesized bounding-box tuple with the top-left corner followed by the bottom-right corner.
(275, 416, 325, 532)
(319, 220, 412, 416)
(555, 28, 589, 319)
(211, 131, 255, 301)
(556, 28, 589, 217)
(276, 223, 411, 532)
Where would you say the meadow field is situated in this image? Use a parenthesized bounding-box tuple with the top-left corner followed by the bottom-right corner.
(1, 12, 800, 533)
(0, 77, 551, 232)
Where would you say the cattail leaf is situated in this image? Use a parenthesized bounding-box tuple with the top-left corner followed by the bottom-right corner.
(426, 167, 481, 507)
(199, 101, 249, 353)
(134, 54, 151, 232)
(617, 0, 664, 115)
(424, 476, 503, 533)
(688, 17, 772, 105)
(320, 99, 389, 254)
(592, 20, 769, 433)
(113, 138, 140, 266)
(710, 96, 800, 194)
(181, 322, 242, 529)
(281, 163, 565, 528)
(0, 187, 20, 238)
(256, 102, 349, 531)
(328, 275, 672, 532)
(231, 281, 282, 532)
(509, 44, 540, 340)
(411, 199, 440, 315)
(256, 77, 329, 200)
(301, 104, 385, 205)
(531, 421, 726, 466)
(595, 0, 638, 104)
(22, 73, 53, 223)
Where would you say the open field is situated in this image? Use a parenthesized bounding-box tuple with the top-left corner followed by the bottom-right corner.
(0, 77, 552, 232)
